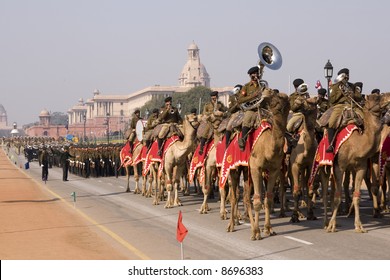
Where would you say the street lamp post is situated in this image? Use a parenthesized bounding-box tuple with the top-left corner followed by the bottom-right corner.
(144, 108, 150, 120)
(324, 59, 333, 98)
(177, 101, 182, 114)
(83, 113, 86, 144)
(105, 112, 110, 144)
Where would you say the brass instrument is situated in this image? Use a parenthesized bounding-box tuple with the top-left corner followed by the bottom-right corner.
(239, 42, 282, 111)
(240, 96, 264, 111)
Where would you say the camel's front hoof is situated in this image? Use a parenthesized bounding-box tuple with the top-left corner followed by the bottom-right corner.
(355, 223, 367, 233)
(326, 221, 337, 232)
(251, 230, 262, 241)
(220, 212, 227, 220)
(279, 211, 286, 218)
(226, 222, 235, 233)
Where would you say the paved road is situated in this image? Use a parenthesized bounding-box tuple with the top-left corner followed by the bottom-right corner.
(3, 146, 390, 260)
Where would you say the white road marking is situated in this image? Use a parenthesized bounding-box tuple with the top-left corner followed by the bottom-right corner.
(119, 186, 125, 189)
(284, 236, 313, 245)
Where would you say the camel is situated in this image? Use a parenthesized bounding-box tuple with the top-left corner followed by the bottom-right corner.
(123, 143, 145, 194)
(324, 93, 382, 233)
(365, 93, 390, 216)
(163, 113, 199, 208)
(247, 90, 290, 240)
(288, 97, 318, 222)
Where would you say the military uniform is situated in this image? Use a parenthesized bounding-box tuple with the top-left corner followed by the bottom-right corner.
(144, 109, 159, 149)
(156, 96, 182, 155)
(224, 85, 242, 147)
(127, 111, 141, 151)
(198, 92, 227, 154)
(317, 96, 330, 117)
(326, 68, 362, 152)
(286, 91, 310, 133)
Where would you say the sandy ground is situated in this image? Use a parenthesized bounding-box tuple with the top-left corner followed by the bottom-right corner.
(0, 148, 127, 260)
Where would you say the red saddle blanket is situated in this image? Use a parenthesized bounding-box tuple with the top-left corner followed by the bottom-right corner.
(133, 145, 148, 166)
(120, 140, 141, 167)
(142, 136, 180, 177)
(189, 139, 215, 184)
(379, 134, 390, 186)
(219, 121, 271, 189)
(308, 124, 358, 187)
(216, 136, 226, 168)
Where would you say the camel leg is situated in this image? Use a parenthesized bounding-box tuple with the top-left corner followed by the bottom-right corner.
(248, 166, 263, 240)
(290, 161, 304, 223)
(173, 165, 183, 207)
(226, 171, 238, 233)
(327, 165, 343, 233)
(133, 163, 141, 194)
(352, 168, 367, 233)
(305, 167, 318, 221)
(278, 162, 288, 218)
(200, 165, 213, 214)
(164, 163, 174, 208)
(319, 167, 331, 228)
(125, 166, 131, 193)
(219, 185, 228, 220)
(370, 160, 383, 218)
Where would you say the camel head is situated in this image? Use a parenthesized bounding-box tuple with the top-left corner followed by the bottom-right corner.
(184, 113, 200, 130)
(268, 92, 290, 117)
(380, 92, 390, 125)
(364, 93, 381, 117)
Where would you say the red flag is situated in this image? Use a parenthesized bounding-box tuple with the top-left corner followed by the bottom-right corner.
(176, 211, 188, 243)
(315, 80, 322, 89)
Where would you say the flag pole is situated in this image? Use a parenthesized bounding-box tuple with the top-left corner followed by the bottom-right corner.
(180, 242, 184, 260)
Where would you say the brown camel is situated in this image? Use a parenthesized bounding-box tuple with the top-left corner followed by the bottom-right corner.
(325, 93, 381, 233)
(365, 93, 390, 216)
(163, 114, 199, 208)
(247, 91, 290, 240)
(124, 143, 144, 194)
(289, 97, 318, 222)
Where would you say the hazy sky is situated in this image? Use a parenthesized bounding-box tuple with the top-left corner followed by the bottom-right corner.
(1, 0, 389, 126)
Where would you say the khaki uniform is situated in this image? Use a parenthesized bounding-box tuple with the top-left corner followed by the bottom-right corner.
(199, 101, 227, 139)
(317, 97, 330, 116)
(239, 81, 263, 127)
(127, 113, 141, 142)
(286, 91, 309, 132)
(143, 113, 159, 141)
(328, 81, 363, 128)
(157, 106, 182, 139)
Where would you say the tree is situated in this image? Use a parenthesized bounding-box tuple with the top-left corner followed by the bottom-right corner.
(139, 86, 212, 117)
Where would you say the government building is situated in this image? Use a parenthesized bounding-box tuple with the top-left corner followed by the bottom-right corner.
(25, 42, 232, 140)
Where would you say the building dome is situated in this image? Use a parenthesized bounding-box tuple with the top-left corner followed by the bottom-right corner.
(179, 41, 210, 87)
(188, 41, 199, 50)
(0, 104, 6, 115)
(39, 109, 50, 117)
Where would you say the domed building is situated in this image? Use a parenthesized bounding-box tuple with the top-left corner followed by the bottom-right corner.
(178, 41, 210, 87)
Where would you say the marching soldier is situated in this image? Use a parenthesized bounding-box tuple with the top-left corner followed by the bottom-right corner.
(199, 91, 227, 155)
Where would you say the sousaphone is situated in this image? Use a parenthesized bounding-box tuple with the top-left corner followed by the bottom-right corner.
(240, 42, 282, 111)
(257, 42, 283, 70)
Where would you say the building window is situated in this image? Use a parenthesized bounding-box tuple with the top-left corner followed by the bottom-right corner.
(120, 110, 124, 116)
